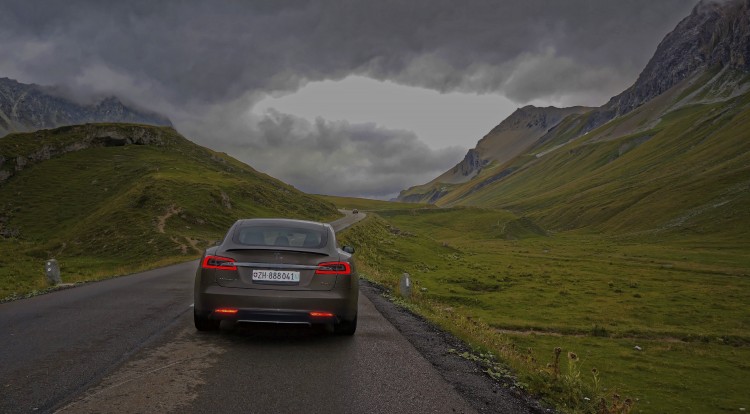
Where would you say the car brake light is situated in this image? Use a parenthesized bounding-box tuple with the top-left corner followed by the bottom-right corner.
(309, 311, 335, 318)
(315, 261, 351, 275)
(202, 255, 237, 270)
(215, 308, 238, 314)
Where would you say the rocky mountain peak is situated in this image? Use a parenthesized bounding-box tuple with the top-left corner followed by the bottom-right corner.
(604, 0, 750, 117)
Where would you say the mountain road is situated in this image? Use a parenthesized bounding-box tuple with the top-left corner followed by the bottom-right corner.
(0, 211, 536, 413)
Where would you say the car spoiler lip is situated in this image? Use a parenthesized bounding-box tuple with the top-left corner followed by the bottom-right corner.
(223, 247, 329, 255)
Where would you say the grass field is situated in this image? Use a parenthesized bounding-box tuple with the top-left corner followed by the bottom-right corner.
(335, 206, 750, 413)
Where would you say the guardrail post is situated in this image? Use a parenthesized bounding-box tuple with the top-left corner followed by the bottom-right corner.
(399, 272, 412, 299)
(46, 259, 61, 285)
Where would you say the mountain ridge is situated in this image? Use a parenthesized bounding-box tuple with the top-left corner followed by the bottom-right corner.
(398, 105, 590, 200)
(587, 0, 750, 132)
(0, 77, 172, 137)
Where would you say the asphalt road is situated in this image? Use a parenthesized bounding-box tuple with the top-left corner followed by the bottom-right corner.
(0, 211, 535, 413)
(330, 209, 365, 232)
(0, 261, 197, 413)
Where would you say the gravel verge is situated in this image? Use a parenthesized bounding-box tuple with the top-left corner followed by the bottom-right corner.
(359, 279, 553, 414)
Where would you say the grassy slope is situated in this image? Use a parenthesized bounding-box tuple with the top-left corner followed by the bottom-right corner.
(338, 209, 750, 413)
(397, 180, 457, 203)
(450, 92, 750, 241)
(410, 74, 750, 242)
(0, 124, 340, 299)
(398, 106, 593, 202)
(398, 108, 597, 205)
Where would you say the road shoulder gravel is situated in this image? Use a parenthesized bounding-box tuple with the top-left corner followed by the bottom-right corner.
(359, 279, 551, 414)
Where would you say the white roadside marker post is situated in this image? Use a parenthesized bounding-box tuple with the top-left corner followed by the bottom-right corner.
(399, 272, 412, 299)
(45, 259, 61, 285)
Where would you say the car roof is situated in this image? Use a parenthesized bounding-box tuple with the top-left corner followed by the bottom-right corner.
(234, 218, 329, 231)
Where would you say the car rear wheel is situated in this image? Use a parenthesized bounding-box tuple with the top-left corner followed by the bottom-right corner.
(194, 312, 220, 331)
(335, 313, 357, 335)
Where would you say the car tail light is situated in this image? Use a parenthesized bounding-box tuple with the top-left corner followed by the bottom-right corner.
(315, 261, 351, 275)
(309, 311, 335, 318)
(214, 308, 238, 314)
(202, 255, 237, 270)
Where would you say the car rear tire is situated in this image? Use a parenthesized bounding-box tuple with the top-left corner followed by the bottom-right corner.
(335, 313, 357, 335)
(194, 312, 220, 331)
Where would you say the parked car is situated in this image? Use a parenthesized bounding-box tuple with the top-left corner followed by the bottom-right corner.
(194, 218, 358, 334)
(352, 209, 359, 214)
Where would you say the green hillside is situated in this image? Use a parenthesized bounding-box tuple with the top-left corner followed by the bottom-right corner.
(0, 123, 340, 299)
(435, 73, 750, 241)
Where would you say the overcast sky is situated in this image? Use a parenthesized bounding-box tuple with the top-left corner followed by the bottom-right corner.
(0, 0, 697, 198)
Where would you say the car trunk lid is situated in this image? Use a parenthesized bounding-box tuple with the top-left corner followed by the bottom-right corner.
(215, 249, 337, 291)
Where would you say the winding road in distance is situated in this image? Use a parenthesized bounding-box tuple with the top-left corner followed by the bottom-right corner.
(0, 211, 535, 414)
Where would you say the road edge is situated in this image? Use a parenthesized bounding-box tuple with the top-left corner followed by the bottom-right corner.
(359, 279, 553, 414)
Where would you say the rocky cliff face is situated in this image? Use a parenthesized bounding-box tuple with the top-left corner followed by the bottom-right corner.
(449, 149, 487, 180)
(0, 77, 172, 136)
(589, 0, 750, 131)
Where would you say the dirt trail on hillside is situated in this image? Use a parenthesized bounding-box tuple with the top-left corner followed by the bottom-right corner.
(156, 205, 181, 233)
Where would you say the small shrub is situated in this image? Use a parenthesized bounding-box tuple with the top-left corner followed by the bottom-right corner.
(591, 324, 609, 337)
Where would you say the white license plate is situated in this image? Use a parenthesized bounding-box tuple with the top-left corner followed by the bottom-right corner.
(252, 269, 300, 282)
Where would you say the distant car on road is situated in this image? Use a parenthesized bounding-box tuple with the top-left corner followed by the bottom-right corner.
(194, 218, 358, 334)
(352, 209, 359, 214)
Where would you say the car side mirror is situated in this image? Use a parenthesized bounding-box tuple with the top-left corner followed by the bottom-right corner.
(342, 245, 355, 254)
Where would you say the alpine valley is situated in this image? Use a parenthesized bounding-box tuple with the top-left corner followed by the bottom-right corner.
(2, 1, 749, 413)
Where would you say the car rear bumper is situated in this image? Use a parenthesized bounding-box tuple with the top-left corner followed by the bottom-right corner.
(196, 284, 357, 323)
(213, 309, 335, 326)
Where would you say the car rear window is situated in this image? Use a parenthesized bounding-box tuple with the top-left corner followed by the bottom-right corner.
(233, 226, 327, 249)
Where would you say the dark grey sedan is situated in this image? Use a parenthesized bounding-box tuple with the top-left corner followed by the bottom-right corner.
(194, 218, 359, 335)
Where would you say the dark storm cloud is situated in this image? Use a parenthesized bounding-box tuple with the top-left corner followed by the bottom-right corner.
(0, 0, 697, 196)
(1, 0, 696, 105)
